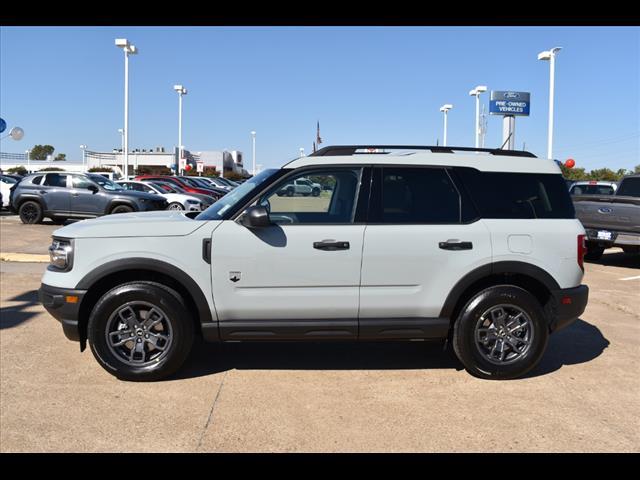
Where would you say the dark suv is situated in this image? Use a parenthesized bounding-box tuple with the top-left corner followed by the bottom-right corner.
(12, 172, 168, 224)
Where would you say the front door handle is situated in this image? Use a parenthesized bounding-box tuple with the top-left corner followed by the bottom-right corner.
(439, 240, 473, 251)
(313, 240, 350, 251)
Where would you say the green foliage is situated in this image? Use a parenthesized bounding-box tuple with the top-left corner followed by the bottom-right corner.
(39, 167, 65, 172)
(224, 171, 245, 181)
(587, 168, 620, 182)
(635, 165, 640, 174)
(185, 166, 219, 177)
(30, 145, 55, 160)
(88, 167, 114, 173)
(560, 164, 634, 182)
(134, 166, 172, 176)
(54, 153, 66, 161)
(6, 166, 27, 176)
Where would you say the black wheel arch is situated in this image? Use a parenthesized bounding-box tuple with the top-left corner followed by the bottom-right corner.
(75, 258, 216, 350)
(106, 199, 138, 214)
(440, 261, 560, 329)
(16, 195, 47, 211)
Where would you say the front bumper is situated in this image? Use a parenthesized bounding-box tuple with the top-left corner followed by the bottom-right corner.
(548, 285, 589, 332)
(39, 283, 87, 342)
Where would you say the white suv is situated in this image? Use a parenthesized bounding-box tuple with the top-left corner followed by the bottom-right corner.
(39, 145, 589, 381)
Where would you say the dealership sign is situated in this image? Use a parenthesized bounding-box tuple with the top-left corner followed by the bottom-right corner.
(489, 91, 530, 116)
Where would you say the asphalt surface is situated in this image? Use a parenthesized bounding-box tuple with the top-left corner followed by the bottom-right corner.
(1, 213, 639, 452)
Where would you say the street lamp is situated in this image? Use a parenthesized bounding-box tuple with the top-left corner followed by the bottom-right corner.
(469, 85, 487, 148)
(439, 104, 453, 146)
(173, 84, 187, 174)
(250, 131, 256, 175)
(79, 145, 87, 171)
(25, 149, 30, 173)
(115, 38, 138, 179)
(538, 47, 562, 159)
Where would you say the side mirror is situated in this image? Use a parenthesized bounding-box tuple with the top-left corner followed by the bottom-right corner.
(240, 205, 271, 228)
(88, 184, 99, 193)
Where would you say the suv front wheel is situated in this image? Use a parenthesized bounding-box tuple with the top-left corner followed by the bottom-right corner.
(88, 282, 194, 381)
(452, 285, 548, 380)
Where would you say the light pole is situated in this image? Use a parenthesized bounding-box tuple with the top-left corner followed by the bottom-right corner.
(439, 104, 453, 146)
(118, 128, 124, 174)
(115, 38, 138, 179)
(469, 85, 487, 148)
(79, 145, 87, 172)
(25, 149, 30, 173)
(173, 85, 187, 174)
(538, 47, 562, 159)
(250, 131, 256, 176)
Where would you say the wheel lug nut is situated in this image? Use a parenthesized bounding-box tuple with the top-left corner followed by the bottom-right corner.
(145, 334, 149, 338)
(137, 339, 142, 343)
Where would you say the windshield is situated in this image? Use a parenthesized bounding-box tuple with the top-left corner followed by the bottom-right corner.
(1, 175, 18, 184)
(196, 169, 280, 220)
(570, 184, 615, 195)
(87, 174, 123, 191)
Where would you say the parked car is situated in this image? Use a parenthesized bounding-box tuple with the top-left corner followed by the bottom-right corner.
(573, 174, 640, 259)
(134, 175, 224, 201)
(195, 176, 235, 191)
(117, 180, 206, 211)
(12, 172, 168, 224)
(148, 181, 215, 209)
(276, 177, 322, 197)
(0, 174, 18, 209)
(39, 144, 588, 381)
(177, 176, 228, 197)
(569, 181, 617, 196)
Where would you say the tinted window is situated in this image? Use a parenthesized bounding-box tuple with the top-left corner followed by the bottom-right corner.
(260, 169, 361, 224)
(31, 176, 43, 185)
(455, 168, 575, 219)
(570, 184, 614, 195)
(370, 167, 460, 224)
(43, 174, 67, 188)
(617, 177, 640, 197)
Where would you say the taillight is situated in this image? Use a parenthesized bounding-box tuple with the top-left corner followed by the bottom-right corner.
(577, 234, 586, 271)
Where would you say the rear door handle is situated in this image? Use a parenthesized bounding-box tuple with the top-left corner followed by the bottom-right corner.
(313, 240, 350, 251)
(439, 240, 473, 251)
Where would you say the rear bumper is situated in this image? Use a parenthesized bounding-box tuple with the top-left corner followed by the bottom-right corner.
(549, 285, 589, 332)
(38, 283, 86, 342)
(584, 228, 640, 247)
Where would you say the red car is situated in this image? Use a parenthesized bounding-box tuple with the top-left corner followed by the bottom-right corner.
(134, 175, 223, 200)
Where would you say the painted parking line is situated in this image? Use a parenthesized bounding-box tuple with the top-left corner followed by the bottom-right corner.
(619, 275, 640, 281)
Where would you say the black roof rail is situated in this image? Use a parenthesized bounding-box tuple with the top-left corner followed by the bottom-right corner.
(309, 145, 537, 158)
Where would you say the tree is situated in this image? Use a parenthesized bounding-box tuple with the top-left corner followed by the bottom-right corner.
(225, 171, 246, 181)
(88, 166, 113, 173)
(39, 167, 65, 172)
(30, 145, 55, 160)
(54, 153, 66, 161)
(587, 168, 619, 181)
(635, 165, 640, 174)
(7, 166, 27, 176)
(559, 164, 588, 181)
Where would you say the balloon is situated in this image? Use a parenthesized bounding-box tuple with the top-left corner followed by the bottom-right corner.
(565, 159, 575, 169)
(184, 164, 192, 171)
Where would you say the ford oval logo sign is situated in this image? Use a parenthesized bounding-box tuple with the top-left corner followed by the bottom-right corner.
(598, 207, 613, 214)
(504, 92, 520, 99)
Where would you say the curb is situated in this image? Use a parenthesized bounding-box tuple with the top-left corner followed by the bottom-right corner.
(0, 252, 50, 263)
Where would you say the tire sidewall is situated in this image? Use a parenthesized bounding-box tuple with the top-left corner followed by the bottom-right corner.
(454, 285, 549, 380)
(88, 283, 193, 381)
(111, 205, 133, 214)
(167, 202, 184, 211)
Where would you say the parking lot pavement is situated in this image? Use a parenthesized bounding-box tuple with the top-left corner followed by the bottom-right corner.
(1, 218, 639, 452)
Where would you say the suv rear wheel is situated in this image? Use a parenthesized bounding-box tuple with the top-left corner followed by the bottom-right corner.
(88, 282, 194, 381)
(18, 200, 44, 224)
(453, 285, 548, 380)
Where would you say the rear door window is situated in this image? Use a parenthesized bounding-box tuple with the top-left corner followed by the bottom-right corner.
(43, 173, 68, 188)
(617, 177, 640, 197)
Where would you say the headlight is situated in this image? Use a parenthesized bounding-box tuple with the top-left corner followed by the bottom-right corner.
(49, 238, 73, 271)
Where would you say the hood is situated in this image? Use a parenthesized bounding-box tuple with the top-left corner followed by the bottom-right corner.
(53, 210, 208, 238)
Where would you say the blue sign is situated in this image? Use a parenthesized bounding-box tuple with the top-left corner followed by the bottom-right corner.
(0, 118, 6, 134)
(489, 91, 530, 116)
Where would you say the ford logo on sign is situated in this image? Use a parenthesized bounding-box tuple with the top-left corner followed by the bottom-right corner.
(504, 92, 520, 99)
(598, 207, 613, 214)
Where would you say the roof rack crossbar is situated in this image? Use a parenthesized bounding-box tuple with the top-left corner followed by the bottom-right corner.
(309, 145, 537, 158)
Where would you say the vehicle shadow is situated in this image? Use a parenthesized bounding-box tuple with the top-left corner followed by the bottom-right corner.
(586, 251, 640, 269)
(525, 319, 609, 378)
(172, 319, 608, 381)
(0, 290, 40, 329)
(171, 340, 462, 380)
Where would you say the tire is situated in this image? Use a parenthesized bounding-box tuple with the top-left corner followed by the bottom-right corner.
(51, 217, 68, 225)
(167, 202, 184, 211)
(452, 285, 549, 380)
(312, 187, 320, 197)
(87, 282, 194, 381)
(584, 243, 605, 261)
(622, 246, 640, 254)
(18, 200, 44, 224)
(110, 204, 134, 215)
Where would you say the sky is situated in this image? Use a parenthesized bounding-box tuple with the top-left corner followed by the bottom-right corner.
(1, 26, 639, 171)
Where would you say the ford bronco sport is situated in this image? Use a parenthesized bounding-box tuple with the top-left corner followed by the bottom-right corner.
(39, 145, 589, 381)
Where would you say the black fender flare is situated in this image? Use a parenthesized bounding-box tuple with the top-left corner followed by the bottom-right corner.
(105, 199, 138, 214)
(75, 258, 214, 327)
(15, 194, 47, 211)
(439, 261, 561, 319)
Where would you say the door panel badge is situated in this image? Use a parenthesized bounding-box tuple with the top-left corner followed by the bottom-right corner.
(229, 271, 241, 283)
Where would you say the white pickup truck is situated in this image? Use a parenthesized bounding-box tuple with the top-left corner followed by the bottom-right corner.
(276, 177, 322, 197)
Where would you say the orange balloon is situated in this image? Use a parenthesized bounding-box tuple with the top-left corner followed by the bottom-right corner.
(565, 159, 575, 169)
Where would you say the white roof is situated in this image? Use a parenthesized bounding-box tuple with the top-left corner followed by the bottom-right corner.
(285, 152, 560, 174)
